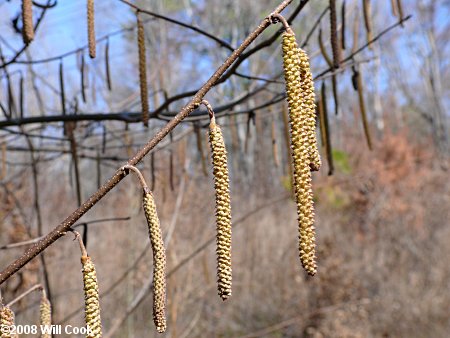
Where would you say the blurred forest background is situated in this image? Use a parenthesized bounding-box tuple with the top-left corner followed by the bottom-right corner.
(0, 0, 449, 337)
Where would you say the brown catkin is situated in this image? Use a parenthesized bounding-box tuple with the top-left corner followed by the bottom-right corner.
(143, 191, 167, 333)
(0, 305, 15, 338)
(22, 0, 34, 44)
(80, 53, 87, 103)
(59, 60, 66, 116)
(40, 293, 52, 338)
(105, 39, 112, 91)
(271, 113, 280, 168)
(318, 28, 333, 68)
(362, 0, 373, 46)
(320, 82, 334, 175)
(282, 31, 317, 276)
(137, 14, 149, 127)
(390, 0, 398, 17)
(209, 118, 232, 300)
(329, 0, 340, 68)
(195, 124, 208, 176)
(397, 0, 404, 27)
(341, 0, 346, 50)
(81, 256, 102, 338)
(355, 66, 373, 150)
(87, 0, 96, 58)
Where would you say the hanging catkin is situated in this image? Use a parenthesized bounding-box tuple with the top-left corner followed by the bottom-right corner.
(298, 48, 321, 171)
(282, 30, 317, 276)
(208, 111, 232, 300)
(352, 6, 360, 54)
(0, 305, 15, 338)
(105, 39, 112, 91)
(362, 0, 373, 46)
(329, 0, 340, 68)
(87, 0, 96, 58)
(318, 28, 333, 67)
(341, 0, 346, 50)
(81, 255, 102, 337)
(396, 0, 404, 27)
(80, 53, 87, 103)
(59, 60, 66, 116)
(143, 191, 167, 333)
(19, 76, 24, 118)
(195, 124, 208, 176)
(22, 0, 34, 44)
(40, 291, 52, 338)
(320, 82, 334, 175)
(390, 0, 398, 17)
(353, 66, 372, 150)
(271, 113, 280, 168)
(137, 14, 149, 127)
(318, 29, 339, 116)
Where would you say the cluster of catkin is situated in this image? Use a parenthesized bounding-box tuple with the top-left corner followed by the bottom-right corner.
(281, 28, 320, 276)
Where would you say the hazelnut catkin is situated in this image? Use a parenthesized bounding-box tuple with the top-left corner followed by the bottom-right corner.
(209, 116, 232, 300)
(282, 31, 317, 276)
(81, 255, 102, 338)
(298, 47, 321, 171)
(0, 305, 15, 338)
(40, 292, 52, 338)
(87, 0, 96, 58)
(143, 191, 167, 333)
(22, 0, 34, 44)
(137, 14, 149, 127)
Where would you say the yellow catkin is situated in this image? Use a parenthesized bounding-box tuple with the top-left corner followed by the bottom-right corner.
(0, 305, 15, 338)
(143, 191, 167, 333)
(87, 0, 96, 58)
(298, 47, 321, 171)
(137, 15, 149, 127)
(40, 294, 52, 338)
(282, 32, 317, 276)
(81, 256, 102, 338)
(209, 118, 232, 300)
(22, 0, 34, 44)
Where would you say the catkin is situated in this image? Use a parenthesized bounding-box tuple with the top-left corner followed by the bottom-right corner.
(81, 255, 102, 338)
(209, 117, 232, 300)
(320, 82, 334, 175)
(329, 0, 340, 68)
(105, 39, 112, 91)
(390, 0, 398, 17)
(87, 0, 96, 58)
(137, 15, 149, 127)
(143, 191, 167, 333)
(0, 305, 15, 338)
(298, 48, 321, 171)
(80, 53, 87, 103)
(396, 0, 404, 27)
(40, 293, 52, 338)
(362, 0, 373, 46)
(341, 0, 346, 50)
(22, 0, 34, 44)
(282, 31, 317, 275)
(59, 61, 66, 116)
(355, 66, 373, 150)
